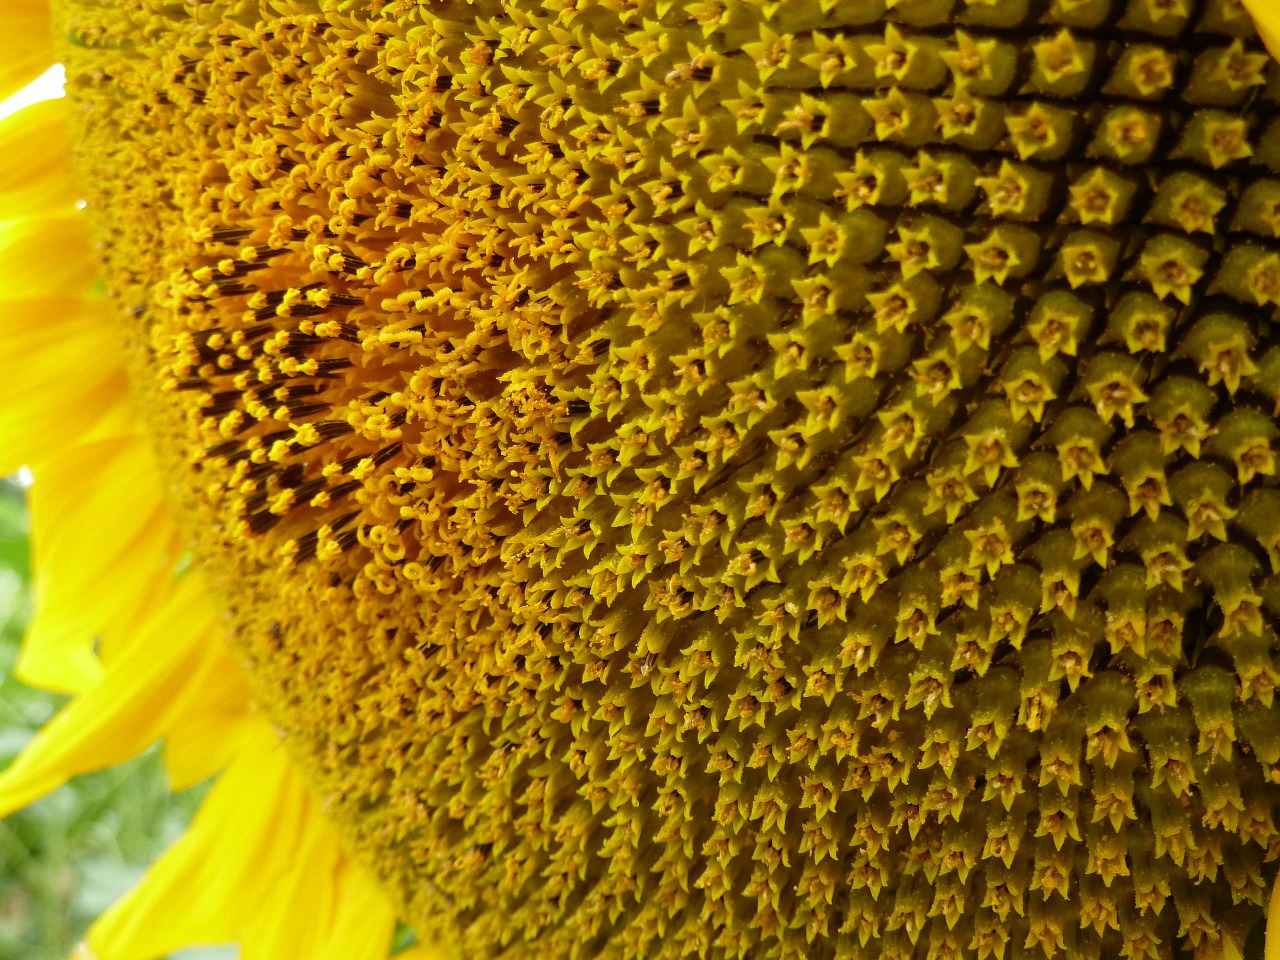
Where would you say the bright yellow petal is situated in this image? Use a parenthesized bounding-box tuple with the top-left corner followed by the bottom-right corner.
(1245, 0, 1280, 63)
(87, 721, 305, 959)
(0, 297, 130, 475)
(86, 720, 398, 960)
(0, 576, 220, 815)
(321, 862, 401, 960)
(162, 645, 254, 790)
(0, 0, 54, 103)
(0, 216, 127, 479)
(19, 434, 176, 693)
(0, 215, 99, 302)
(0, 97, 78, 221)
(246, 829, 396, 960)
(0, 96, 128, 475)
(239, 794, 341, 960)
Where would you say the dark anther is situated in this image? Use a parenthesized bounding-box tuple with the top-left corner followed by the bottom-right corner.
(314, 420, 356, 440)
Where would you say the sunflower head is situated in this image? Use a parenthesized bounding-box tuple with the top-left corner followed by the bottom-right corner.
(7, 0, 1280, 958)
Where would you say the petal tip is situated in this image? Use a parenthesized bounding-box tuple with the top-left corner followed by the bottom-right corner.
(1244, 0, 1280, 63)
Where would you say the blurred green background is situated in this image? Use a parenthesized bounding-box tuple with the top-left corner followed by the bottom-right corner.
(0, 477, 232, 960)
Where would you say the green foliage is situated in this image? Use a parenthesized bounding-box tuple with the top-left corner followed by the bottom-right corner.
(0, 478, 220, 960)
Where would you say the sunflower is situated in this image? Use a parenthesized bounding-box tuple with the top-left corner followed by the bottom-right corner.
(6, 1, 1280, 959)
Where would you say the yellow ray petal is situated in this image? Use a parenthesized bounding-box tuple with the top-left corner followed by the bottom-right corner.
(0, 215, 99, 303)
(0, 297, 130, 475)
(0, 97, 77, 221)
(0, 0, 54, 103)
(247, 829, 396, 960)
(239, 791, 341, 960)
(20, 434, 177, 694)
(239, 798, 397, 960)
(1245, 0, 1280, 63)
(320, 861, 402, 960)
(163, 645, 254, 790)
(0, 575, 221, 816)
(86, 719, 397, 960)
(87, 721, 305, 958)
(0, 90, 125, 477)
